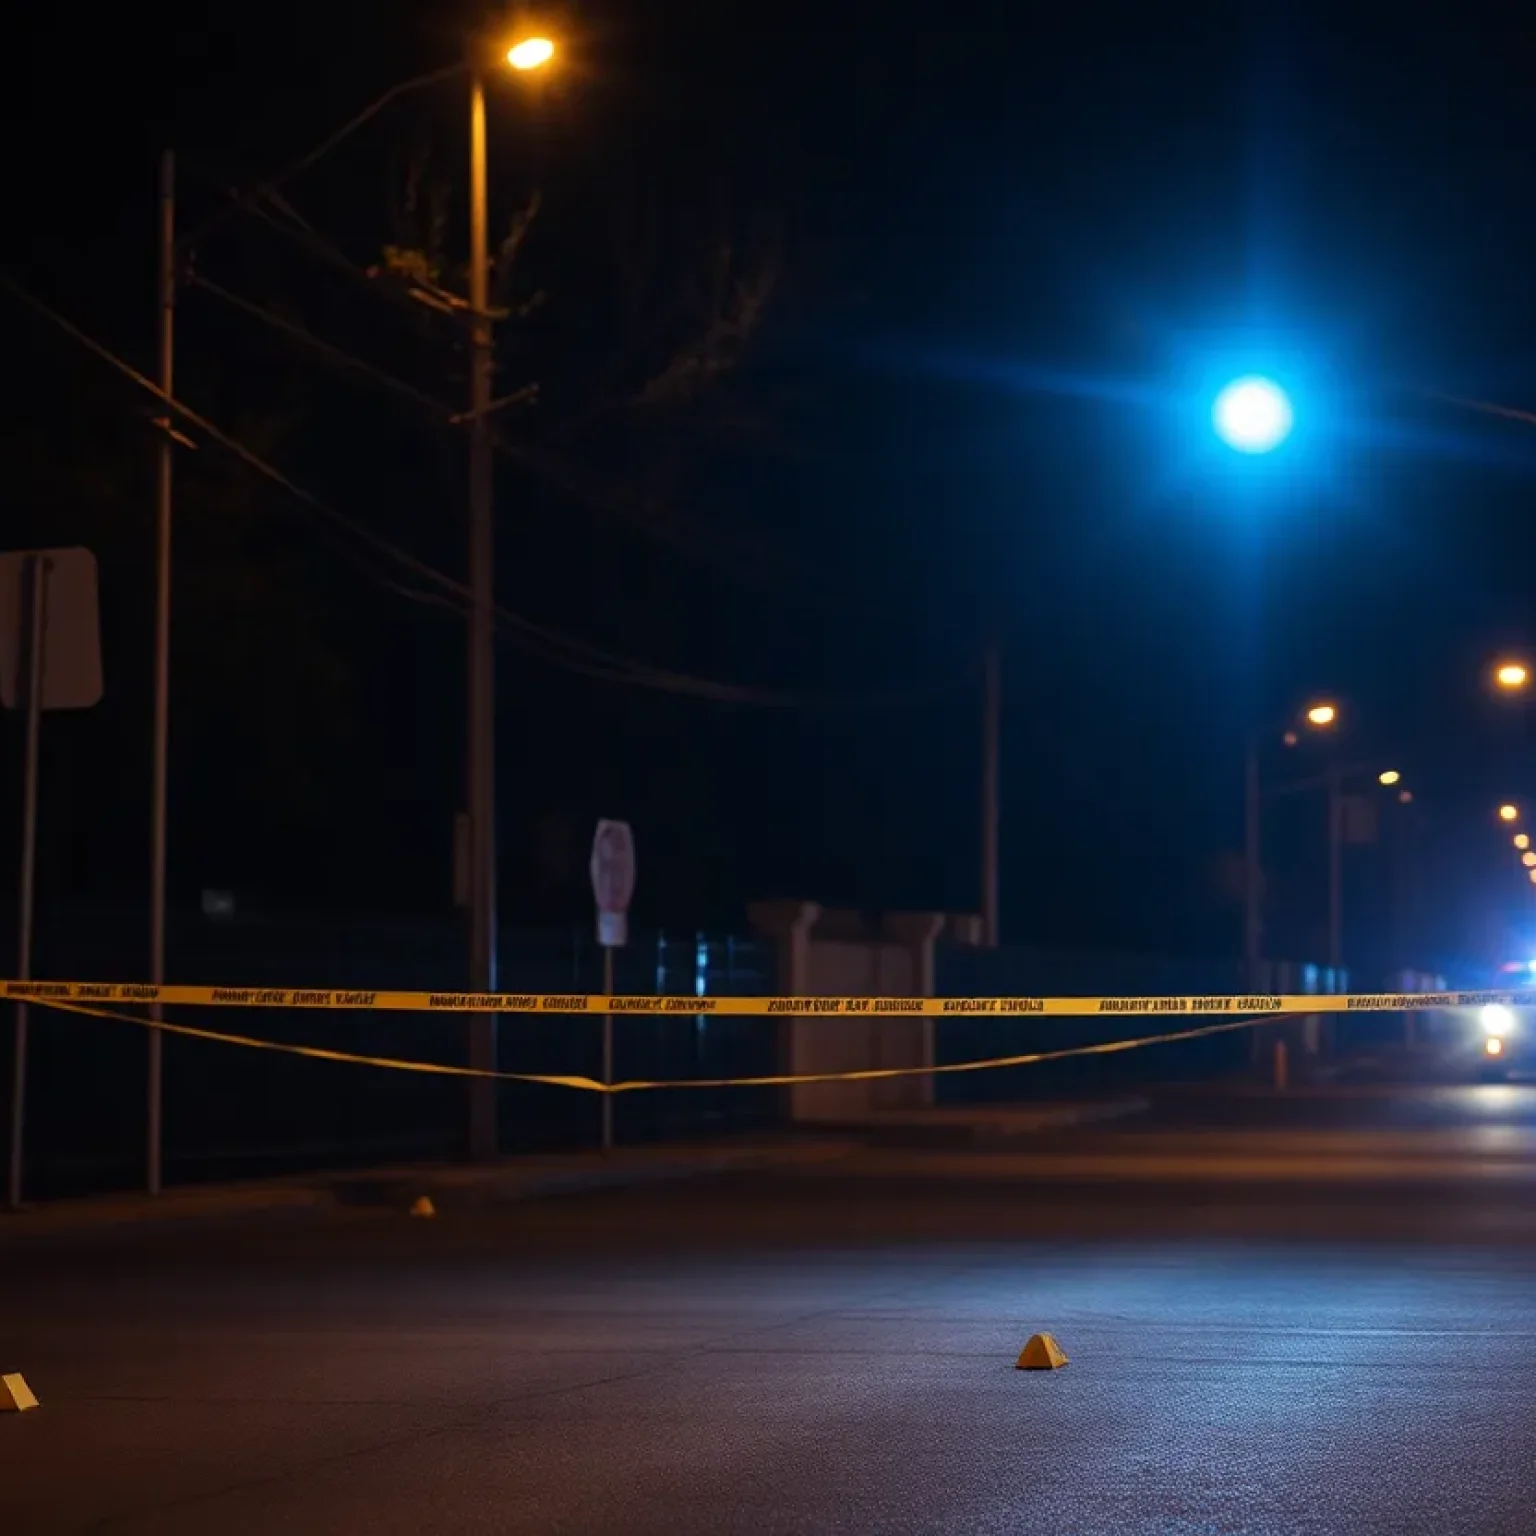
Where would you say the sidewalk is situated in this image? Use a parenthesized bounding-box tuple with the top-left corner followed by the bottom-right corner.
(0, 1137, 859, 1241)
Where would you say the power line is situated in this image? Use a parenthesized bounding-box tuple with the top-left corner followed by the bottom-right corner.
(186, 265, 853, 610)
(1427, 391, 1536, 431)
(171, 66, 854, 613)
(187, 269, 456, 421)
(0, 269, 944, 711)
(176, 62, 467, 253)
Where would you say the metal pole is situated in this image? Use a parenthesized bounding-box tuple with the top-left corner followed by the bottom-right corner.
(601, 945, 614, 1154)
(148, 149, 176, 1198)
(981, 641, 1000, 947)
(466, 63, 499, 1161)
(1389, 801, 1407, 977)
(7, 555, 50, 1211)
(1243, 732, 1261, 989)
(1326, 765, 1344, 972)
(1392, 806, 1416, 1048)
(1323, 763, 1344, 1058)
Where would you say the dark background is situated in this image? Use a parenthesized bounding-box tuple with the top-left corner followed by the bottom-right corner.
(7, 0, 1536, 976)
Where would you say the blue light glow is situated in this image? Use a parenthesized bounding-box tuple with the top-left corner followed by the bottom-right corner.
(1212, 376, 1294, 453)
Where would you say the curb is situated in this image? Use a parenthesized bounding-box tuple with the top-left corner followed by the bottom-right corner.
(0, 1185, 333, 1241)
(325, 1140, 860, 1211)
(0, 1141, 858, 1241)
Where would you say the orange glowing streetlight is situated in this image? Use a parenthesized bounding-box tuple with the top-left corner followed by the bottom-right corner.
(1523, 852, 1536, 869)
(507, 35, 555, 70)
(1496, 661, 1530, 691)
(1518, 834, 1531, 850)
(1378, 770, 1401, 786)
(1500, 804, 1521, 823)
(459, 23, 559, 1159)
(1248, 697, 1346, 984)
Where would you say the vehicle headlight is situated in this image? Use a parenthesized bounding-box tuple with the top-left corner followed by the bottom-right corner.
(1481, 1004, 1516, 1038)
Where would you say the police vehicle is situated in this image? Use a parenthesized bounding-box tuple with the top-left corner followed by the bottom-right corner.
(1472, 962, 1536, 1078)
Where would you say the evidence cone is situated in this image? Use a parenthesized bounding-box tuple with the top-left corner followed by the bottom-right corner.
(409, 1196, 436, 1219)
(0, 1373, 38, 1411)
(1015, 1333, 1069, 1370)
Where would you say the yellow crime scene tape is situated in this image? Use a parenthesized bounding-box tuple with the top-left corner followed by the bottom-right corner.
(1, 980, 1523, 1017)
(31, 995, 1277, 1095)
(0, 979, 1518, 1096)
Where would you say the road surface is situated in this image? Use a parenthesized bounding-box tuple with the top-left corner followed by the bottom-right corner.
(6, 1082, 1536, 1533)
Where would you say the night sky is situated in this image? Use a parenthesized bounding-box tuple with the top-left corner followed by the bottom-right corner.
(8, 0, 1536, 976)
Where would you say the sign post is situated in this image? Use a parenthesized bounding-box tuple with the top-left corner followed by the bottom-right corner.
(0, 548, 104, 1210)
(590, 820, 635, 1153)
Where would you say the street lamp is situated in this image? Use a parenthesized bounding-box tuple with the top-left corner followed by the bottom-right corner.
(1496, 661, 1530, 691)
(1517, 834, 1531, 850)
(1213, 376, 1294, 454)
(1500, 804, 1520, 823)
(463, 30, 556, 1161)
(1244, 700, 1343, 986)
(1522, 852, 1536, 869)
(507, 36, 555, 70)
(1378, 769, 1401, 786)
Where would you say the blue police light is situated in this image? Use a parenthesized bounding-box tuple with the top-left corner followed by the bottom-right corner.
(1212, 376, 1293, 454)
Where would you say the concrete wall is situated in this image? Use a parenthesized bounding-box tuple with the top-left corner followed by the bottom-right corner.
(747, 903, 945, 1122)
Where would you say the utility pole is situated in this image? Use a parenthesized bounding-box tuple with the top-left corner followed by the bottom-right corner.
(1389, 800, 1410, 977)
(980, 640, 1000, 948)
(1326, 764, 1344, 975)
(147, 149, 176, 1197)
(1243, 732, 1262, 989)
(465, 62, 500, 1160)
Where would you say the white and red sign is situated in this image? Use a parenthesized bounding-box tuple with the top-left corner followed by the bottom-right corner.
(590, 819, 636, 947)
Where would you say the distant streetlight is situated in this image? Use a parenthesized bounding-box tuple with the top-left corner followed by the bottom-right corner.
(507, 36, 555, 70)
(1378, 769, 1401, 786)
(1245, 698, 1349, 990)
(1500, 804, 1520, 822)
(1518, 834, 1531, 850)
(1523, 852, 1536, 869)
(1397, 790, 1413, 804)
(1213, 376, 1294, 454)
(1496, 661, 1530, 691)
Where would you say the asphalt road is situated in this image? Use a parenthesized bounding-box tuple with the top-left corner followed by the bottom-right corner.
(8, 1083, 1536, 1534)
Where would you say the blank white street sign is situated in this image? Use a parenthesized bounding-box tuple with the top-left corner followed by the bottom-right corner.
(590, 819, 636, 948)
(0, 548, 104, 712)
